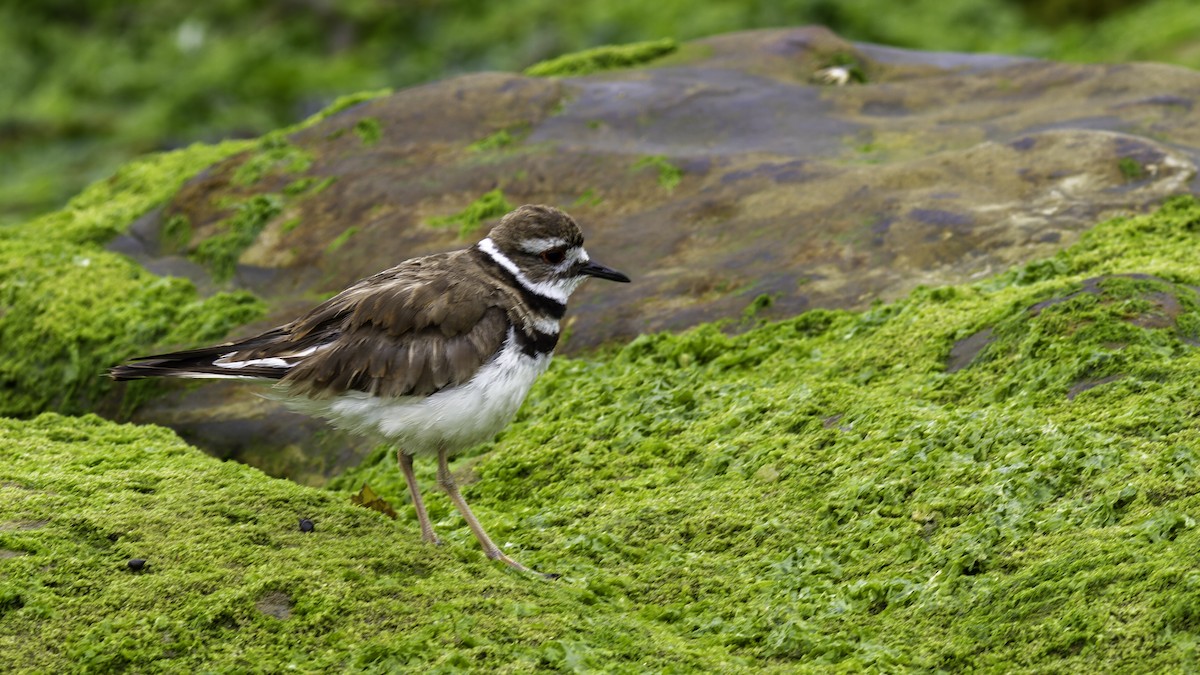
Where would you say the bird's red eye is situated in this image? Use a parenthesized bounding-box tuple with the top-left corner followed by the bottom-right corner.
(541, 247, 567, 265)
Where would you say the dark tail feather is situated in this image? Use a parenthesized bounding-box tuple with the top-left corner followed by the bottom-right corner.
(109, 331, 290, 381)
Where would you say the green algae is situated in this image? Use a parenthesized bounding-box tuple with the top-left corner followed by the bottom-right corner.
(0, 414, 737, 672)
(326, 226, 359, 253)
(230, 137, 314, 187)
(0, 235, 263, 418)
(185, 137, 337, 280)
(13, 140, 254, 247)
(741, 293, 776, 323)
(0, 140, 265, 418)
(428, 189, 514, 238)
(524, 38, 678, 78)
(303, 89, 392, 124)
(1118, 156, 1147, 181)
(161, 214, 193, 250)
(283, 175, 336, 197)
(192, 193, 284, 282)
(572, 188, 603, 207)
(632, 155, 683, 191)
(0, 88, 394, 421)
(353, 118, 383, 147)
(469, 129, 517, 152)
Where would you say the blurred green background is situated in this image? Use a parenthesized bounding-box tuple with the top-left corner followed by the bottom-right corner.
(3, 0, 1199, 226)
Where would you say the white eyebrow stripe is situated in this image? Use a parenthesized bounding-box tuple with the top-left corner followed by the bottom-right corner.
(518, 237, 570, 254)
(478, 237, 573, 303)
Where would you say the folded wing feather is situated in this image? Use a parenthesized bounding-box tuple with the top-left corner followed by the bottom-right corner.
(112, 251, 514, 398)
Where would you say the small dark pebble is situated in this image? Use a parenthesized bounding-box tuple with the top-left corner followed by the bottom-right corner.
(127, 558, 147, 572)
(299, 518, 315, 533)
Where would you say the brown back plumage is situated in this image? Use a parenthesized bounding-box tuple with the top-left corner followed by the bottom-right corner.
(239, 250, 517, 398)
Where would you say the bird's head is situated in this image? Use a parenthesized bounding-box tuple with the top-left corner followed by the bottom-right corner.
(479, 205, 630, 302)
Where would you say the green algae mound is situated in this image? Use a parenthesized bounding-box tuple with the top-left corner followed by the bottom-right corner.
(0, 92, 389, 418)
(4, 198, 1200, 671)
(0, 142, 264, 418)
(0, 414, 732, 672)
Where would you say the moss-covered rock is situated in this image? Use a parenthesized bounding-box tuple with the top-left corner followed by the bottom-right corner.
(0, 90, 392, 420)
(0, 142, 264, 418)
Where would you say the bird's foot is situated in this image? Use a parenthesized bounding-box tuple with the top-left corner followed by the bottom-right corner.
(486, 548, 557, 579)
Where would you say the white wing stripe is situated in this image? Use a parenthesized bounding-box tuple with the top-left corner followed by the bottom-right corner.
(214, 343, 329, 370)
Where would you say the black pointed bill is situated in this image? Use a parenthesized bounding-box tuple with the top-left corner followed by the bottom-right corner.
(579, 260, 631, 283)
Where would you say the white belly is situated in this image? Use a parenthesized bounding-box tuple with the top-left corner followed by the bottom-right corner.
(284, 335, 551, 456)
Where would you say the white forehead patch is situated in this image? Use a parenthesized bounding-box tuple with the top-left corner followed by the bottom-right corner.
(568, 246, 589, 265)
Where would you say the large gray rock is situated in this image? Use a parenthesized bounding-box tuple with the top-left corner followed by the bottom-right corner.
(111, 27, 1200, 482)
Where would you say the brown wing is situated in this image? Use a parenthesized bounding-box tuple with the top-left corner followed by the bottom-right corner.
(231, 251, 512, 398)
(280, 307, 508, 398)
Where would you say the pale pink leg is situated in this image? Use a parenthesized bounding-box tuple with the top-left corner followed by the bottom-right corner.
(399, 449, 440, 545)
(436, 447, 555, 578)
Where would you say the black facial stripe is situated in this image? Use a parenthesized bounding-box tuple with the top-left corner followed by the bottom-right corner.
(473, 247, 567, 319)
(513, 327, 560, 357)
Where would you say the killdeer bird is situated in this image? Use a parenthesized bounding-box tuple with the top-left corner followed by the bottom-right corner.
(111, 204, 630, 576)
